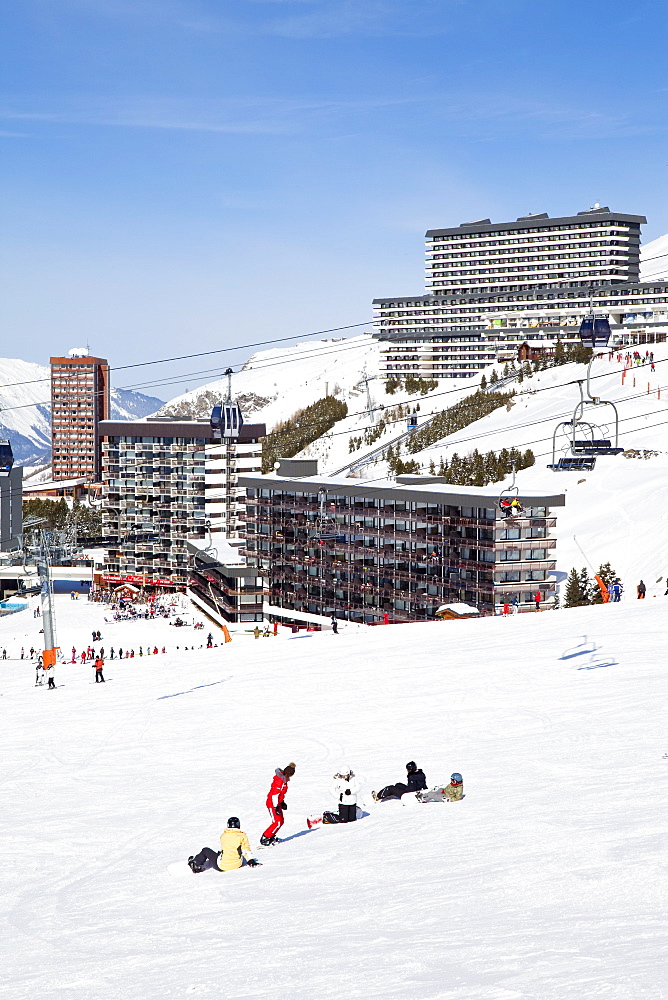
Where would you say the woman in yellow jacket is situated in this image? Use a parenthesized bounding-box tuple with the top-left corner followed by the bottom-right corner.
(188, 817, 261, 873)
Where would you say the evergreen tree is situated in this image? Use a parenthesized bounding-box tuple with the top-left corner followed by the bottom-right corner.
(579, 567, 594, 605)
(480, 374, 487, 391)
(489, 369, 499, 386)
(564, 567, 591, 608)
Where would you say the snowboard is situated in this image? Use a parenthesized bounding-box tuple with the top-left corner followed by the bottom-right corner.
(167, 861, 193, 878)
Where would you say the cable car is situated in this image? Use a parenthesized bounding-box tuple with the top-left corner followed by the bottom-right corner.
(579, 314, 611, 348)
(210, 402, 244, 440)
(0, 440, 14, 475)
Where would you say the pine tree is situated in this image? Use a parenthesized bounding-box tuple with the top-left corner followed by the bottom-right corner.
(578, 567, 594, 605)
(489, 369, 499, 386)
(564, 567, 590, 608)
(429, 459, 436, 474)
(480, 374, 487, 391)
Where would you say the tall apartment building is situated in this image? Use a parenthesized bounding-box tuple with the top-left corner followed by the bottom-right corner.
(237, 463, 564, 622)
(425, 209, 643, 293)
(373, 208, 668, 380)
(98, 414, 265, 590)
(50, 348, 109, 481)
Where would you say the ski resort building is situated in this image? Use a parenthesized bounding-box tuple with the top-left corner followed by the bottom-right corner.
(97, 415, 265, 590)
(373, 208, 668, 381)
(50, 349, 110, 481)
(237, 462, 565, 622)
(186, 541, 264, 624)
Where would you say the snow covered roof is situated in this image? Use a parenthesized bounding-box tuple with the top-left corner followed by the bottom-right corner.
(238, 472, 566, 508)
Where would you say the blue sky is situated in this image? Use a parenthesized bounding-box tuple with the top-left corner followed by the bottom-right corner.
(1, 0, 666, 398)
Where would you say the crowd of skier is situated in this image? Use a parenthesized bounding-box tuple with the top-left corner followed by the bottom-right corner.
(187, 761, 464, 874)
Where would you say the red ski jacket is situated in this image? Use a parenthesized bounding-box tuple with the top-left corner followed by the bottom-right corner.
(266, 769, 288, 810)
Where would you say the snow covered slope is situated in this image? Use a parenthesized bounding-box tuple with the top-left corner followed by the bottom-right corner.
(640, 233, 668, 281)
(155, 334, 387, 429)
(0, 358, 164, 464)
(0, 596, 665, 999)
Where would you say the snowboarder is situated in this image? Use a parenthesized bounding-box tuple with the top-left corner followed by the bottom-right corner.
(416, 773, 464, 803)
(637, 580, 646, 599)
(188, 817, 261, 873)
(207, 633, 213, 648)
(94, 657, 105, 683)
(372, 761, 427, 802)
(260, 763, 296, 846)
(329, 766, 361, 823)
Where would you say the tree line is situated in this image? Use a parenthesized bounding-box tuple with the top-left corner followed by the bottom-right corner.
(262, 396, 348, 473)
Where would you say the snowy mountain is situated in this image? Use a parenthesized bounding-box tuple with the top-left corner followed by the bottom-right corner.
(1, 594, 665, 998)
(0, 358, 164, 465)
(640, 232, 668, 281)
(155, 334, 384, 429)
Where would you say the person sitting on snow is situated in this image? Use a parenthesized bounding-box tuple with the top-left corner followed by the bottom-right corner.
(416, 773, 464, 803)
(188, 817, 261, 873)
(372, 761, 427, 802)
(308, 766, 362, 827)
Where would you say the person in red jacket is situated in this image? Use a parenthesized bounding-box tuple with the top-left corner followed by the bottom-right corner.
(260, 763, 295, 846)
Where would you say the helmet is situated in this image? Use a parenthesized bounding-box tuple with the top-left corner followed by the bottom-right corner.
(406, 761, 417, 772)
(227, 816, 240, 829)
(450, 773, 463, 784)
(336, 766, 353, 778)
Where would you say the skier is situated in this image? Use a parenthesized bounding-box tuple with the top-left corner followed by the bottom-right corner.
(94, 656, 105, 683)
(610, 580, 622, 602)
(417, 773, 464, 803)
(637, 580, 646, 599)
(534, 589, 542, 611)
(372, 761, 427, 802)
(47, 668, 56, 690)
(330, 766, 361, 823)
(207, 633, 213, 648)
(260, 763, 296, 846)
(188, 817, 261, 873)
(511, 596, 519, 615)
(331, 617, 338, 634)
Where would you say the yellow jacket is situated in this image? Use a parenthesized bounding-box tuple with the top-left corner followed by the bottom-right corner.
(218, 827, 254, 871)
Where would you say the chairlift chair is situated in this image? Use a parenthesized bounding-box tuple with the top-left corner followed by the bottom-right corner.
(310, 490, 341, 540)
(498, 468, 525, 518)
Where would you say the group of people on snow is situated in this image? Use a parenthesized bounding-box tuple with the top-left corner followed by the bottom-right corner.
(187, 760, 463, 874)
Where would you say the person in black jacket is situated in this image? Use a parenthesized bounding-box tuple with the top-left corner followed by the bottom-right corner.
(372, 761, 427, 802)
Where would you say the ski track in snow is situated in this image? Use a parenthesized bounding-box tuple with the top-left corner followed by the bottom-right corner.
(0, 596, 666, 999)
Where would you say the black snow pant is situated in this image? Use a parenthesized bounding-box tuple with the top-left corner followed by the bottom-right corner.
(376, 782, 408, 801)
(192, 847, 222, 872)
(338, 803, 357, 823)
(95, 672, 105, 682)
(48, 677, 56, 689)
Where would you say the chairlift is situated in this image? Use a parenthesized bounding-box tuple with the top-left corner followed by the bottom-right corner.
(548, 361, 623, 471)
(310, 490, 340, 540)
(498, 467, 525, 518)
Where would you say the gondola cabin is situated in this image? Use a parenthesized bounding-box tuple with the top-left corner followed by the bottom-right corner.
(210, 403, 244, 440)
(0, 440, 14, 476)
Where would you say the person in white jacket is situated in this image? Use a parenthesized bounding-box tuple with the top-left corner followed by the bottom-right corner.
(330, 767, 361, 823)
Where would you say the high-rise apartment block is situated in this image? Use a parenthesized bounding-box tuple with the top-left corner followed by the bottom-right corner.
(373, 208, 668, 381)
(50, 349, 109, 481)
(98, 415, 265, 590)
